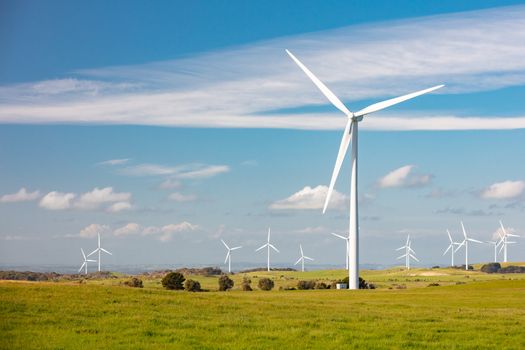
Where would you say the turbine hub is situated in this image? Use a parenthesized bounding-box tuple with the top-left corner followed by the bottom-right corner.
(352, 115, 363, 122)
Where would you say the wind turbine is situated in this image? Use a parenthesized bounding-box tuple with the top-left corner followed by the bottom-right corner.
(78, 248, 97, 275)
(396, 235, 419, 270)
(442, 229, 461, 266)
(454, 221, 483, 270)
(294, 244, 314, 272)
(255, 228, 279, 272)
(330, 232, 349, 270)
(87, 232, 112, 272)
(486, 239, 502, 263)
(286, 50, 443, 289)
(498, 220, 520, 263)
(221, 239, 242, 273)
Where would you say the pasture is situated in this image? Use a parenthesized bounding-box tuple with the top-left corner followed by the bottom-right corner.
(1, 267, 525, 349)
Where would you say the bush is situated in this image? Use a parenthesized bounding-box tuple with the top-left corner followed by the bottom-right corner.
(499, 265, 525, 273)
(297, 280, 316, 290)
(161, 272, 185, 290)
(184, 279, 201, 292)
(315, 282, 328, 289)
(340, 276, 372, 289)
(123, 277, 143, 288)
(481, 262, 501, 273)
(427, 283, 440, 287)
(241, 277, 252, 291)
(218, 275, 234, 291)
(258, 278, 274, 291)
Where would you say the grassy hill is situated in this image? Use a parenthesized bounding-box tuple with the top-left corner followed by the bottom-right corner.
(1, 267, 525, 349)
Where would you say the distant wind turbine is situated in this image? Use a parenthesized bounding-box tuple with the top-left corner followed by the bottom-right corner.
(255, 228, 279, 272)
(485, 239, 503, 263)
(442, 229, 461, 266)
(221, 239, 242, 273)
(286, 49, 443, 289)
(498, 220, 520, 263)
(454, 221, 483, 270)
(78, 248, 97, 275)
(330, 232, 349, 270)
(88, 232, 112, 272)
(396, 235, 419, 270)
(294, 244, 314, 272)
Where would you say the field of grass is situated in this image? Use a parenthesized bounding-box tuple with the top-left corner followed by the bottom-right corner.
(2, 267, 525, 349)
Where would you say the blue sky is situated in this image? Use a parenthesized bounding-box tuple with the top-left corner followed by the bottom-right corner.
(1, 1, 525, 270)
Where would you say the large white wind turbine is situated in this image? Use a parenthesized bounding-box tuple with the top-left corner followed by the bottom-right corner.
(88, 232, 112, 272)
(454, 221, 483, 270)
(221, 239, 242, 273)
(255, 228, 279, 272)
(498, 220, 520, 263)
(442, 229, 461, 266)
(286, 49, 443, 289)
(485, 238, 503, 263)
(330, 232, 349, 270)
(78, 248, 97, 275)
(396, 235, 419, 270)
(294, 244, 314, 272)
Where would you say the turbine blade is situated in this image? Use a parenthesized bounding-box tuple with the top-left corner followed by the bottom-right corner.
(454, 240, 465, 252)
(267, 227, 271, 243)
(269, 244, 280, 253)
(499, 244, 505, 254)
(81, 248, 86, 260)
(224, 252, 230, 264)
(507, 233, 520, 237)
(255, 244, 268, 252)
(285, 49, 353, 116)
(294, 257, 302, 265)
(354, 85, 444, 117)
(304, 256, 314, 261)
(443, 245, 452, 256)
(499, 220, 507, 236)
(397, 254, 407, 260)
(300, 244, 304, 256)
(410, 254, 420, 262)
(101, 248, 112, 255)
(87, 259, 97, 262)
(221, 239, 229, 250)
(323, 119, 352, 214)
(406, 235, 410, 246)
(447, 229, 453, 243)
(331, 232, 347, 240)
(468, 238, 483, 244)
(87, 249, 98, 257)
(461, 221, 467, 239)
(78, 262, 86, 273)
(231, 246, 242, 250)
(396, 246, 405, 251)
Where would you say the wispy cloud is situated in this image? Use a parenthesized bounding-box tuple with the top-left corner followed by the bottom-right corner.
(434, 207, 497, 217)
(77, 224, 111, 239)
(270, 185, 346, 210)
(120, 163, 230, 179)
(168, 192, 197, 202)
(1, 6, 525, 130)
(480, 180, 525, 199)
(377, 165, 432, 188)
(97, 158, 130, 166)
(38, 187, 132, 212)
(0, 188, 40, 203)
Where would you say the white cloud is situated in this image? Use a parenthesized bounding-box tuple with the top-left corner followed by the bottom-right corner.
(2, 6, 525, 130)
(481, 180, 525, 199)
(75, 187, 131, 210)
(270, 185, 346, 210)
(98, 158, 130, 166)
(159, 178, 181, 190)
(168, 192, 197, 202)
(294, 226, 327, 234)
(121, 163, 230, 179)
(39, 191, 76, 210)
(0, 188, 40, 203)
(114, 223, 141, 237)
(107, 201, 133, 212)
(141, 221, 199, 242)
(177, 165, 230, 179)
(79, 224, 110, 238)
(492, 225, 518, 240)
(378, 165, 431, 188)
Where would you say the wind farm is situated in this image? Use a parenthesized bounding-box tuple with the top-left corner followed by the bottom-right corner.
(2, 1, 525, 349)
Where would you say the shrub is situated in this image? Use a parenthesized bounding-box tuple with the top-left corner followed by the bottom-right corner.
(297, 280, 316, 290)
(427, 283, 440, 287)
(499, 265, 525, 273)
(184, 279, 201, 292)
(218, 275, 234, 291)
(124, 277, 143, 288)
(315, 282, 328, 289)
(161, 272, 185, 290)
(258, 278, 274, 291)
(241, 277, 252, 291)
(340, 276, 372, 289)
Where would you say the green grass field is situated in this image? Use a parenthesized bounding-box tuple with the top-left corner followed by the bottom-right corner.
(2, 267, 525, 349)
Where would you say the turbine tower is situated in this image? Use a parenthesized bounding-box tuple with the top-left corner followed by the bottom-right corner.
(454, 221, 483, 270)
(396, 235, 419, 270)
(78, 248, 97, 275)
(294, 244, 314, 272)
(88, 232, 112, 272)
(485, 238, 502, 263)
(286, 49, 443, 289)
(255, 228, 279, 272)
(442, 229, 460, 266)
(499, 220, 520, 262)
(330, 232, 349, 270)
(221, 239, 242, 273)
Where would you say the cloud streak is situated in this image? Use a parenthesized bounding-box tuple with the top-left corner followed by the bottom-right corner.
(1, 6, 525, 130)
